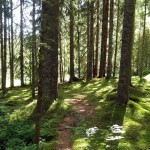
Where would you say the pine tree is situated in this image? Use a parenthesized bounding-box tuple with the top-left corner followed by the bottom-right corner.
(99, 0, 109, 78)
(117, 0, 136, 104)
(34, 0, 59, 146)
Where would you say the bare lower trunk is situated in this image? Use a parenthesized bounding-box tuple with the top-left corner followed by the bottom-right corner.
(0, 2, 3, 92)
(34, 0, 59, 144)
(2, 2, 7, 94)
(139, 0, 146, 79)
(20, 0, 24, 86)
(99, 0, 109, 78)
(10, 0, 14, 87)
(87, 1, 94, 81)
(93, 0, 100, 78)
(106, 0, 114, 79)
(113, 0, 120, 77)
(117, 0, 136, 104)
(32, 0, 36, 98)
(69, 0, 76, 82)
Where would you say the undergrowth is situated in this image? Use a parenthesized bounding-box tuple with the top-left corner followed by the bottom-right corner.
(0, 86, 72, 150)
(0, 76, 150, 149)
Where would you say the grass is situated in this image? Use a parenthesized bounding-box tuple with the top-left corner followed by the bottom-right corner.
(0, 76, 150, 149)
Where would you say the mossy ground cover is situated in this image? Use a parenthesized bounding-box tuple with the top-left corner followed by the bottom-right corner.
(0, 76, 150, 149)
(0, 85, 73, 150)
(69, 77, 150, 150)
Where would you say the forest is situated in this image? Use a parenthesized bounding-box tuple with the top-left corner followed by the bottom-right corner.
(0, 0, 150, 149)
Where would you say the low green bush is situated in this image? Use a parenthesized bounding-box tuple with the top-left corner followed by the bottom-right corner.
(143, 69, 150, 76)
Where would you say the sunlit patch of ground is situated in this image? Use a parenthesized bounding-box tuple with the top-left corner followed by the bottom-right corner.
(144, 74, 150, 82)
(6, 79, 31, 87)
(6, 79, 21, 87)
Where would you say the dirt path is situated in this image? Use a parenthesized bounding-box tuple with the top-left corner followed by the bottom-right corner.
(55, 97, 96, 150)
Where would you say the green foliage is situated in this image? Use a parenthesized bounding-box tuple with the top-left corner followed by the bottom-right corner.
(6, 138, 26, 149)
(104, 91, 117, 101)
(143, 69, 150, 76)
(0, 84, 74, 149)
(0, 77, 150, 149)
(0, 87, 35, 149)
(0, 121, 34, 149)
(40, 118, 58, 142)
(39, 141, 57, 150)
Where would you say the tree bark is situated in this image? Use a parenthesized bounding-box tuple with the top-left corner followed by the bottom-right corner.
(117, 0, 136, 104)
(9, 20, 12, 87)
(87, 1, 94, 81)
(139, 0, 147, 79)
(10, 0, 14, 87)
(93, 0, 100, 78)
(32, 0, 36, 98)
(113, 0, 120, 77)
(59, 32, 63, 83)
(106, 0, 114, 79)
(20, 0, 24, 86)
(99, 0, 109, 78)
(63, 43, 66, 82)
(69, 0, 76, 82)
(2, 2, 7, 94)
(77, 0, 81, 79)
(0, 1, 3, 91)
(34, 0, 59, 145)
(87, 0, 90, 78)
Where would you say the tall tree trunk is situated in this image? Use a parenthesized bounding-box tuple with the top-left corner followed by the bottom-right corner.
(20, 0, 24, 86)
(29, 49, 32, 85)
(35, 38, 38, 87)
(93, 0, 100, 78)
(113, 0, 120, 77)
(139, 0, 147, 79)
(9, 20, 11, 87)
(69, 0, 76, 82)
(77, 26, 81, 79)
(99, 0, 109, 78)
(63, 44, 66, 82)
(77, 0, 81, 79)
(106, 0, 114, 79)
(59, 6, 63, 83)
(2, 2, 7, 94)
(87, 1, 94, 81)
(59, 33, 63, 83)
(136, 32, 141, 74)
(10, 0, 14, 87)
(0, 1, 3, 91)
(34, 0, 59, 145)
(32, 0, 36, 98)
(117, 0, 136, 104)
(87, 0, 90, 78)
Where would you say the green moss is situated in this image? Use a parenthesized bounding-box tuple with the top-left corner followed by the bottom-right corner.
(0, 77, 150, 149)
(39, 140, 57, 150)
(73, 138, 89, 150)
(104, 92, 117, 101)
(69, 77, 150, 149)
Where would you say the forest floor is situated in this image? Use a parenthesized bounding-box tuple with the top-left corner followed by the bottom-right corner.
(0, 76, 150, 149)
(56, 77, 150, 150)
(56, 94, 96, 150)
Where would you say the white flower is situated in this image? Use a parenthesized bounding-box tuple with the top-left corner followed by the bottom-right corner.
(111, 124, 125, 134)
(86, 127, 99, 137)
(106, 135, 124, 141)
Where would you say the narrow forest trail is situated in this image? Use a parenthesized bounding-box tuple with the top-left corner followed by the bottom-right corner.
(55, 94, 96, 150)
